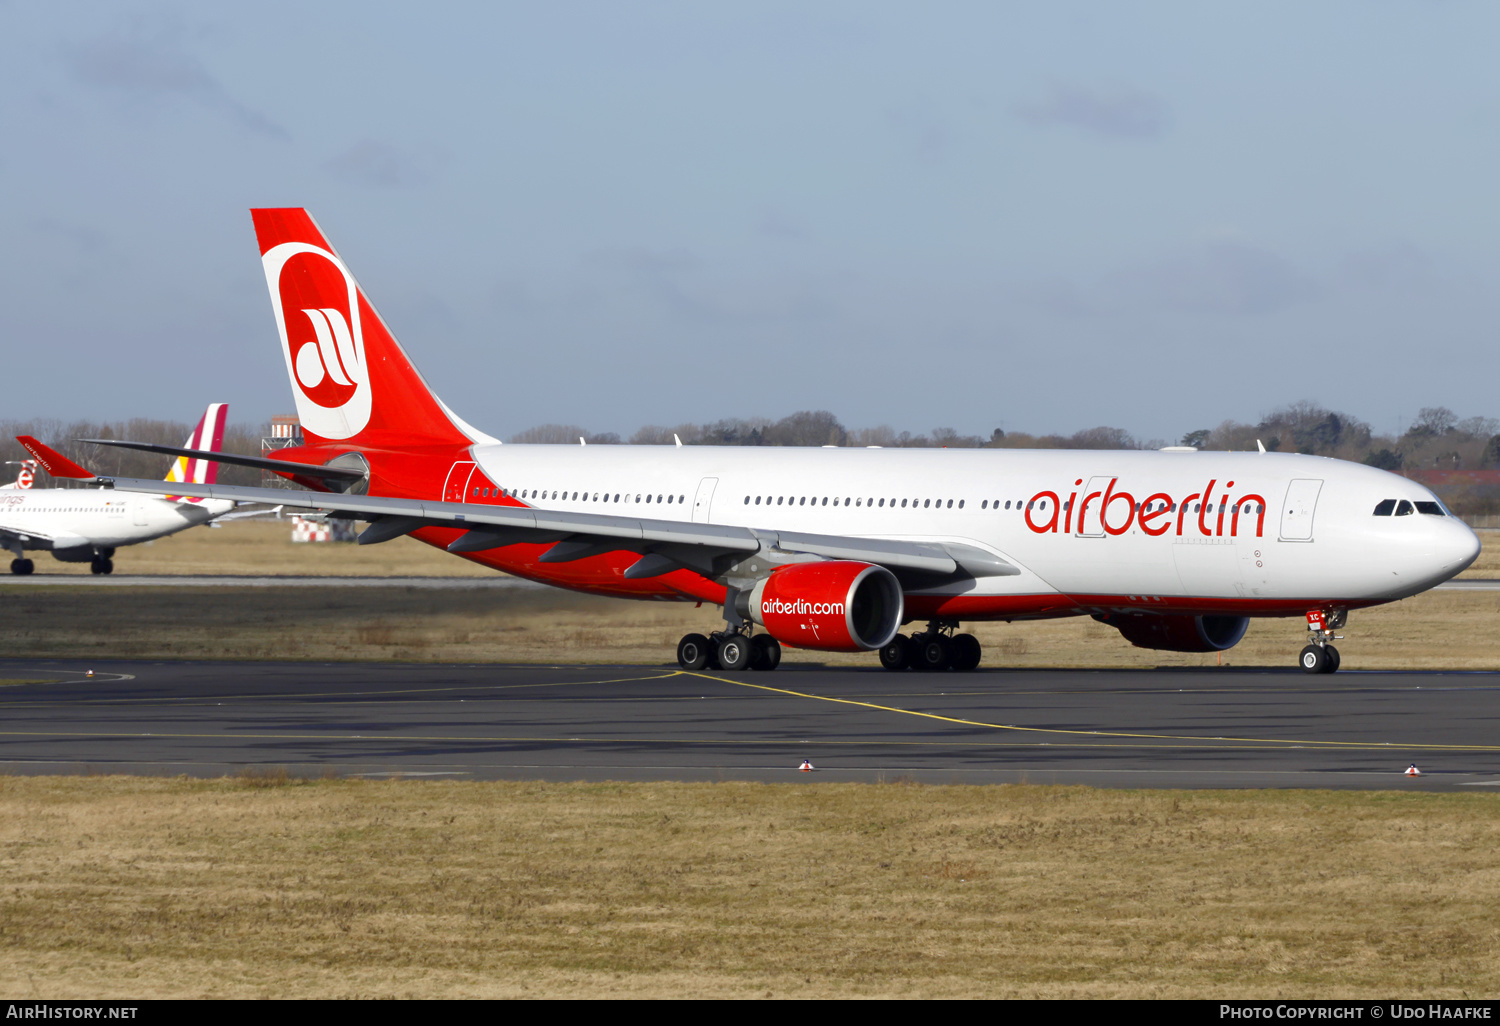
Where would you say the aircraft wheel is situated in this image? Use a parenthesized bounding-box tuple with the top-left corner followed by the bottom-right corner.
(101, 558, 113, 575)
(879, 634, 910, 671)
(10, 558, 30, 576)
(717, 634, 752, 671)
(750, 634, 781, 671)
(19, 559, 33, 575)
(915, 634, 951, 672)
(950, 633, 982, 672)
(1299, 645, 1328, 674)
(677, 633, 711, 671)
(90, 558, 104, 575)
(1322, 645, 1341, 674)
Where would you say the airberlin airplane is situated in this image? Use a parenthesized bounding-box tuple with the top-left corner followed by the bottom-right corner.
(41, 209, 1480, 673)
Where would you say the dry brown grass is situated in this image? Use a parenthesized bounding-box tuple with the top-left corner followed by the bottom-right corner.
(0, 775, 1495, 998)
(29, 519, 494, 577)
(2, 582, 1498, 669)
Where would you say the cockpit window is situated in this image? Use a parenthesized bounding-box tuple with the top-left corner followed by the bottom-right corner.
(1394, 500, 1415, 516)
(1373, 499, 1396, 516)
(1415, 501, 1445, 516)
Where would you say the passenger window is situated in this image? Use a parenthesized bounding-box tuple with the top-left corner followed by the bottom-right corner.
(958, 500, 964, 509)
(743, 496, 749, 504)
(901, 499, 907, 508)
(1415, 501, 1444, 516)
(1395, 500, 1414, 516)
(822, 497, 828, 506)
(777, 497, 783, 505)
(1373, 499, 1396, 516)
(799, 497, 806, 506)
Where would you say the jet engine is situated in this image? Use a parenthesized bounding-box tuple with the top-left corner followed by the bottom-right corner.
(1095, 613, 1250, 653)
(748, 561, 903, 652)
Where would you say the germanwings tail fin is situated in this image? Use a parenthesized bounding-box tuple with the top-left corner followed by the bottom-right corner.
(249, 208, 492, 451)
(164, 403, 228, 489)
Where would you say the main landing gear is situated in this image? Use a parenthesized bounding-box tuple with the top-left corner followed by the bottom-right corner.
(1299, 608, 1344, 674)
(89, 555, 114, 575)
(677, 629, 782, 672)
(9, 558, 34, 576)
(880, 621, 982, 672)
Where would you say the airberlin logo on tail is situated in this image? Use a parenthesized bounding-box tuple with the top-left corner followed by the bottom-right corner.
(261, 242, 372, 439)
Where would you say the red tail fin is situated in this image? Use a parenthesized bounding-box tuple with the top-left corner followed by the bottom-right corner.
(250, 209, 489, 450)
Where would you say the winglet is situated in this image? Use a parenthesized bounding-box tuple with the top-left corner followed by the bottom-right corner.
(15, 437, 97, 479)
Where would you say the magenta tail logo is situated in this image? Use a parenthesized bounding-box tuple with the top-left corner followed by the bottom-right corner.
(261, 241, 372, 439)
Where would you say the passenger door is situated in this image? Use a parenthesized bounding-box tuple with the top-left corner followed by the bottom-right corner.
(443, 461, 476, 503)
(692, 477, 718, 524)
(1279, 479, 1323, 542)
(1074, 475, 1115, 537)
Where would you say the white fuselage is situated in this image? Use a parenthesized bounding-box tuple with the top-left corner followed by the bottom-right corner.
(454, 444, 1479, 615)
(0, 487, 233, 558)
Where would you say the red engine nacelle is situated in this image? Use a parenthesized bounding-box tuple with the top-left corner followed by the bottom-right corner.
(1096, 613, 1250, 653)
(749, 561, 903, 652)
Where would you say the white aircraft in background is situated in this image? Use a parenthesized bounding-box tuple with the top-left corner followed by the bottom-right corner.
(5, 404, 234, 575)
(51, 209, 1481, 673)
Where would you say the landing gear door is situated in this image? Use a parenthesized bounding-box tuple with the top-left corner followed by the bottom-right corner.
(692, 477, 718, 524)
(1279, 479, 1323, 541)
(443, 461, 476, 503)
(1074, 476, 1115, 537)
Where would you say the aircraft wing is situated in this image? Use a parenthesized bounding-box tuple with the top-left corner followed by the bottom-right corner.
(93, 477, 1018, 580)
(0, 522, 90, 551)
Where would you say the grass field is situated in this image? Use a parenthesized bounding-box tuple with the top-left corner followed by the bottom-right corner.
(0, 775, 1495, 999)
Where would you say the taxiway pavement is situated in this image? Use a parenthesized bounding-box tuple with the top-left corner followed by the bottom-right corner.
(1, 660, 1497, 789)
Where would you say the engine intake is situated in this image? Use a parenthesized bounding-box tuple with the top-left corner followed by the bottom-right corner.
(1096, 613, 1249, 653)
(749, 561, 903, 652)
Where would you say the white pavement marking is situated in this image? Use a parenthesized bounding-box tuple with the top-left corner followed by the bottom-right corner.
(1436, 579, 1500, 591)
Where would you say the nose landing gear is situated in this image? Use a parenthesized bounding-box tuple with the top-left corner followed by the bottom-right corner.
(1299, 609, 1344, 674)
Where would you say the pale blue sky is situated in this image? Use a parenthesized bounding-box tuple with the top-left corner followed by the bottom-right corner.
(2, 2, 1498, 441)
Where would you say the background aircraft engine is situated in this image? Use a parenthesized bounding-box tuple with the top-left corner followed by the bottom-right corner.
(1096, 613, 1250, 653)
(749, 561, 903, 652)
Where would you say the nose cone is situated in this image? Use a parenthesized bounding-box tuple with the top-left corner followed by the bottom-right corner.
(1441, 521, 1483, 579)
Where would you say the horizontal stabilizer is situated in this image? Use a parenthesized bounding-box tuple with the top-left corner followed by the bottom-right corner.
(81, 439, 366, 484)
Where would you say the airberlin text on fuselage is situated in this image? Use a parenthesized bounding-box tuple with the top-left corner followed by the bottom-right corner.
(762, 598, 846, 617)
(1026, 478, 1269, 538)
